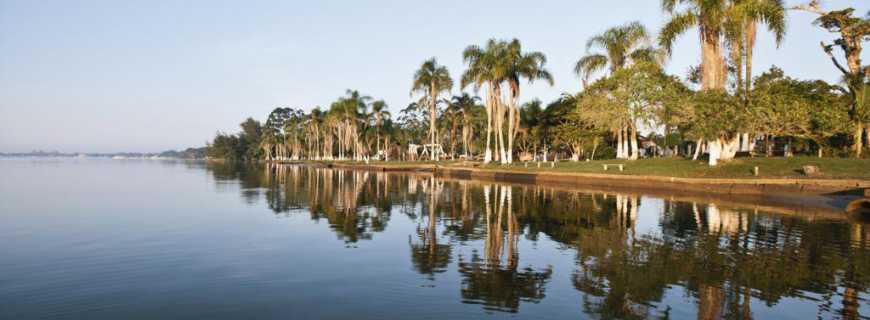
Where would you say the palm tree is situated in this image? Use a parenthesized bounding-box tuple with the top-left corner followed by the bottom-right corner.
(504, 39, 554, 163)
(574, 21, 662, 87)
(576, 22, 661, 160)
(330, 90, 371, 160)
(659, 0, 731, 91)
(443, 97, 464, 158)
(462, 40, 509, 164)
(412, 58, 454, 160)
(451, 94, 482, 158)
(370, 100, 391, 160)
(726, 0, 786, 152)
(659, 0, 737, 165)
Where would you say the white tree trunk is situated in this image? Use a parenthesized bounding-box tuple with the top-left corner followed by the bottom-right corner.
(692, 139, 703, 161)
(748, 134, 756, 153)
(708, 139, 721, 166)
(719, 136, 740, 160)
(629, 127, 639, 161)
(616, 129, 624, 159)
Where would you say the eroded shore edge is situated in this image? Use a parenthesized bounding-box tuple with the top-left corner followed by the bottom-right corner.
(278, 161, 870, 220)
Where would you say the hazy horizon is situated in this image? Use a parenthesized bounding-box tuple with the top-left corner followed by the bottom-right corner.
(1, 0, 867, 153)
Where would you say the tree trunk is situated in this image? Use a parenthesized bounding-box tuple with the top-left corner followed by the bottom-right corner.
(629, 126, 639, 160)
(484, 84, 494, 163)
(745, 20, 756, 96)
(622, 127, 630, 159)
(708, 139, 721, 166)
(616, 129, 624, 159)
(853, 124, 863, 158)
(506, 83, 519, 164)
(591, 140, 598, 161)
(429, 85, 438, 161)
(719, 135, 740, 160)
(865, 126, 870, 149)
(765, 135, 773, 157)
(692, 139, 703, 161)
(740, 133, 750, 152)
(701, 27, 726, 91)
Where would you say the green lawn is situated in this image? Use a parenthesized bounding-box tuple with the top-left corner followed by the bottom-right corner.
(467, 157, 870, 180)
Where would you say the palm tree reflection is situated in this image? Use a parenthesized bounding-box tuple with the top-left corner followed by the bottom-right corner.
(458, 185, 553, 313)
(409, 177, 452, 278)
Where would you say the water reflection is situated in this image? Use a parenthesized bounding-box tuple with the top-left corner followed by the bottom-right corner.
(205, 162, 870, 319)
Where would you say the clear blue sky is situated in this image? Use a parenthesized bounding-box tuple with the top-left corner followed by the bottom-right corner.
(1, 0, 866, 153)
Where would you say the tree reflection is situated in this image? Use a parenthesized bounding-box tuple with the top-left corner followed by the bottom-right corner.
(409, 177, 452, 278)
(457, 185, 553, 313)
(203, 163, 870, 318)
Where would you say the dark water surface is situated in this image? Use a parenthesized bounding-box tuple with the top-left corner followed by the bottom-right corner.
(1, 159, 869, 319)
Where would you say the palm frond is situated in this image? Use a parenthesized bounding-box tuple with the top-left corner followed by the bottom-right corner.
(659, 10, 698, 55)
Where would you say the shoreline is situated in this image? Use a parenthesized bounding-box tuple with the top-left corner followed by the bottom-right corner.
(323, 161, 870, 193)
(302, 161, 870, 218)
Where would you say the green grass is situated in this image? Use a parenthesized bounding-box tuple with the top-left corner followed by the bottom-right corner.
(468, 157, 870, 180)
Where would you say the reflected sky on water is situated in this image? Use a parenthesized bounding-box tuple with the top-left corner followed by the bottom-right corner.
(1, 159, 869, 319)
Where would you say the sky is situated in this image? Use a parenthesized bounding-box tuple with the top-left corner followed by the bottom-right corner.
(0, 0, 867, 153)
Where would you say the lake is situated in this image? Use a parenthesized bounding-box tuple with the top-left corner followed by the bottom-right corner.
(1, 159, 868, 319)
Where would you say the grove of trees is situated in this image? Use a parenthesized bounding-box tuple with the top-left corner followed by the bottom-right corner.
(208, 1, 868, 166)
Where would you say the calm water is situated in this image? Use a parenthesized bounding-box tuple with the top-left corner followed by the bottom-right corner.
(1, 159, 869, 319)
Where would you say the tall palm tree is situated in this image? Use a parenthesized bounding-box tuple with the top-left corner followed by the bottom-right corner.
(577, 22, 661, 160)
(462, 40, 509, 164)
(725, 0, 786, 151)
(659, 0, 737, 165)
(659, 0, 731, 91)
(728, 0, 786, 95)
(412, 58, 454, 160)
(504, 39, 554, 163)
(575, 21, 662, 87)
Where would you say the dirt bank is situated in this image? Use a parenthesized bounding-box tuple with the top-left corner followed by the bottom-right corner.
(320, 162, 869, 219)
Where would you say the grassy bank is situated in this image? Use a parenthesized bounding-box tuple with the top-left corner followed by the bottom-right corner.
(327, 157, 870, 180)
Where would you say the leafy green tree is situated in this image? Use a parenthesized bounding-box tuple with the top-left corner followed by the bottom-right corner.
(239, 117, 263, 160)
(794, 3, 869, 157)
(576, 22, 662, 159)
(751, 67, 850, 157)
(686, 91, 747, 165)
(206, 132, 243, 160)
(575, 62, 682, 161)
